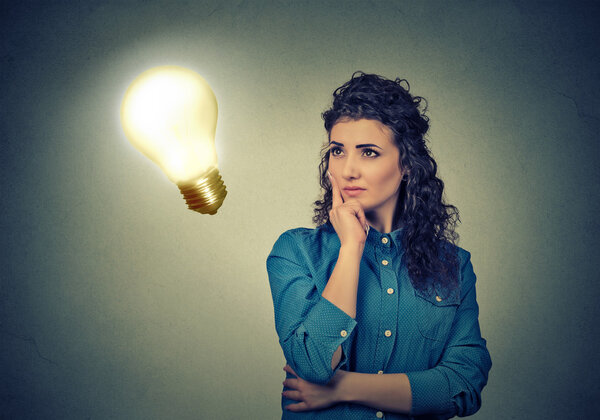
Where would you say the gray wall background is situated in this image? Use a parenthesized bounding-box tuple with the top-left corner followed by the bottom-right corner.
(2, 1, 599, 418)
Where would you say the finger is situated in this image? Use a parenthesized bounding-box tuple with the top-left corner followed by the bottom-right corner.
(283, 364, 298, 377)
(327, 170, 344, 207)
(282, 378, 299, 389)
(285, 402, 309, 412)
(282, 390, 303, 401)
(328, 170, 344, 207)
(344, 200, 369, 232)
(352, 203, 368, 232)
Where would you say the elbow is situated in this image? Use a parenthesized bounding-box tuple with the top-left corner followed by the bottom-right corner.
(454, 389, 482, 417)
(285, 357, 333, 385)
(281, 336, 336, 385)
(445, 373, 485, 418)
(286, 347, 334, 385)
(452, 353, 492, 417)
(458, 379, 491, 417)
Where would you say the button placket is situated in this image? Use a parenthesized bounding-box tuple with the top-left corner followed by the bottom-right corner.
(372, 236, 399, 374)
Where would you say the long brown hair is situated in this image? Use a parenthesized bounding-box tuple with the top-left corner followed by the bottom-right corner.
(313, 72, 460, 291)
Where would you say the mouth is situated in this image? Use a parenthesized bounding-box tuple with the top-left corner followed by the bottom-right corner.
(343, 187, 365, 197)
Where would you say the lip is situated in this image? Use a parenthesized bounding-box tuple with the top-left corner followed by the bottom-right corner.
(343, 187, 365, 197)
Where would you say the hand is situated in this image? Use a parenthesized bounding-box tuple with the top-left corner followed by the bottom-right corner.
(327, 170, 369, 247)
(282, 364, 346, 412)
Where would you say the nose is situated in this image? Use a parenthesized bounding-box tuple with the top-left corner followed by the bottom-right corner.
(341, 153, 360, 179)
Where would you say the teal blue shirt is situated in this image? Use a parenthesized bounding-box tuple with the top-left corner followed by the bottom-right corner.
(267, 222, 491, 419)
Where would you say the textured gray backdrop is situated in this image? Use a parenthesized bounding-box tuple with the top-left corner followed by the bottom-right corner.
(2, 1, 599, 418)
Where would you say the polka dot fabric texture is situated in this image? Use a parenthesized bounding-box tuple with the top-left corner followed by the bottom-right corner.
(267, 221, 491, 419)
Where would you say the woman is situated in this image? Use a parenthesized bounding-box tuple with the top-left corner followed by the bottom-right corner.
(267, 72, 491, 419)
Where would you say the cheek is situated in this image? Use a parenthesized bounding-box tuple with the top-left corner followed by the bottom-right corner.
(374, 163, 402, 190)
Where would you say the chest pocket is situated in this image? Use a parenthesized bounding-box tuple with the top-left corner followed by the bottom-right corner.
(414, 288, 460, 342)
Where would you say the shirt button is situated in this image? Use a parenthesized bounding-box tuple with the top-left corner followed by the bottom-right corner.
(387, 288, 394, 294)
(436, 295, 442, 302)
(340, 330, 347, 337)
(377, 370, 384, 374)
(381, 259, 389, 266)
(384, 330, 392, 337)
(381, 237, 389, 244)
(376, 411, 384, 418)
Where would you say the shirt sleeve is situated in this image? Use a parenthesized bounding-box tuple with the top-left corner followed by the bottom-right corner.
(405, 250, 492, 417)
(266, 230, 357, 384)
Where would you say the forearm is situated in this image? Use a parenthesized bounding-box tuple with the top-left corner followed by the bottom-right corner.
(336, 371, 412, 414)
(321, 244, 363, 318)
(268, 231, 360, 385)
(322, 245, 362, 371)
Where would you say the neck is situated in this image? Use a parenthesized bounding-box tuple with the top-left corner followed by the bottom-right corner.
(366, 211, 401, 234)
(365, 197, 402, 233)
(366, 194, 402, 234)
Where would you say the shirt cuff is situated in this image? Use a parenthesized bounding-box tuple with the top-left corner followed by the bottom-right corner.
(302, 296, 357, 368)
(405, 368, 455, 415)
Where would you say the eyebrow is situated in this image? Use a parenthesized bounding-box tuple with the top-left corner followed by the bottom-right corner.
(329, 141, 383, 150)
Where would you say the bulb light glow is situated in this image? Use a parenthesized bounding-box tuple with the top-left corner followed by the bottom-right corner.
(121, 66, 227, 214)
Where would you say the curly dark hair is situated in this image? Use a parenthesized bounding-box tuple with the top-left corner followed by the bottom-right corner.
(313, 72, 460, 291)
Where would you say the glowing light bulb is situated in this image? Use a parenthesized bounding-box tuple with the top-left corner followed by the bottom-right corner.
(121, 65, 227, 215)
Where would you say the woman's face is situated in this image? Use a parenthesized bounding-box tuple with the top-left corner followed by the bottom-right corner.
(328, 118, 405, 217)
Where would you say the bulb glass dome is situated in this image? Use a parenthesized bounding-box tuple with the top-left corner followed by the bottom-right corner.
(121, 65, 218, 184)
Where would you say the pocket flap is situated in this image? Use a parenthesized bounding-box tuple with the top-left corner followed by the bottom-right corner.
(414, 287, 460, 307)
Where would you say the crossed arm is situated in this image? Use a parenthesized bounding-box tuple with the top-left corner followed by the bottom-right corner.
(267, 232, 414, 414)
(282, 364, 412, 413)
(267, 232, 491, 417)
(279, 239, 413, 413)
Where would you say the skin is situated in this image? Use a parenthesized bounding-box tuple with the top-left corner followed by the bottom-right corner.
(328, 118, 405, 234)
(282, 119, 413, 414)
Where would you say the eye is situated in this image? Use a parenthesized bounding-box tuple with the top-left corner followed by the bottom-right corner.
(330, 146, 343, 156)
(362, 148, 379, 158)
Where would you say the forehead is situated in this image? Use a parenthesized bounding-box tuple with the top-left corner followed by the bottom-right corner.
(330, 119, 394, 145)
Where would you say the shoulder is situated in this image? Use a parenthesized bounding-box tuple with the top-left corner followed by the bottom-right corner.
(438, 241, 472, 272)
(456, 246, 472, 270)
(270, 222, 338, 252)
(431, 242, 475, 300)
(451, 245, 477, 299)
(267, 222, 339, 265)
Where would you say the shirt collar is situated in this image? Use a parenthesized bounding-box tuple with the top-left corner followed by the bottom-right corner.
(365, 224, 404, 248)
